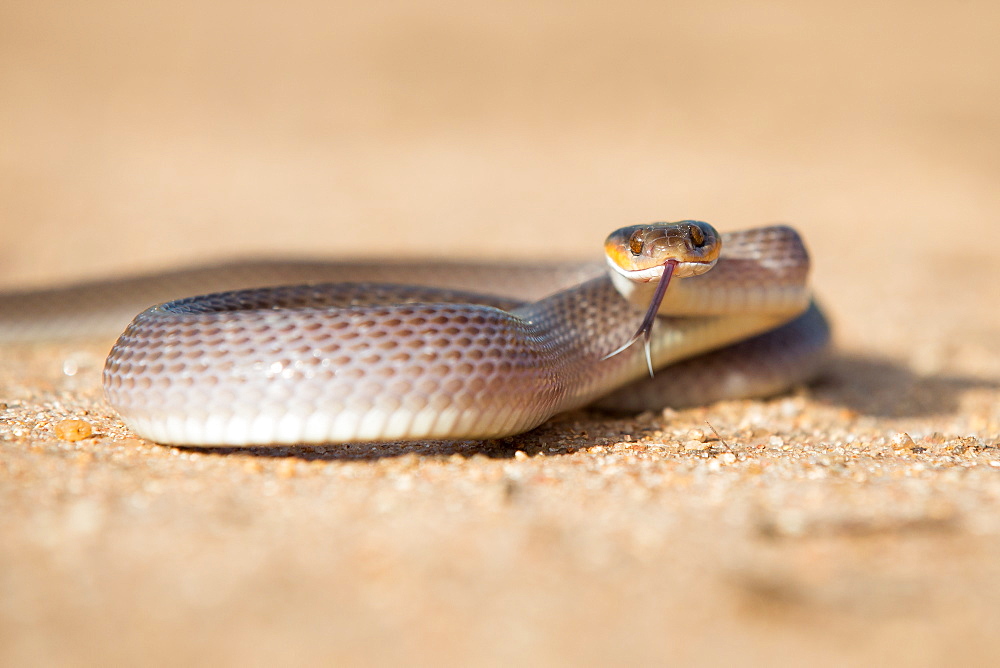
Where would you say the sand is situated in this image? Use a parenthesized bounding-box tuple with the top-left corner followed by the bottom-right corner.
(2, 1, 1000, 665)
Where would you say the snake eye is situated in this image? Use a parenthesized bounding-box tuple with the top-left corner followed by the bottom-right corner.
(628, 230, 644, 256)
(690, 225, 705, 247)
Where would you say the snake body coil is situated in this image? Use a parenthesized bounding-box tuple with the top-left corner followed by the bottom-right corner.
(98, 224, 829, 446)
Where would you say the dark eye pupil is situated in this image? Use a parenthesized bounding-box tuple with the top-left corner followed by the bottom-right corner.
(628, 231, 644, 255)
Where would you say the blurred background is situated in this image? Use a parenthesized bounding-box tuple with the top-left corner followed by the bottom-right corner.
(2, 0, 998, 354)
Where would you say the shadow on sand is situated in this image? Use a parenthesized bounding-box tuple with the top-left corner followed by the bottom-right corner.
(812, 353, 997, 419)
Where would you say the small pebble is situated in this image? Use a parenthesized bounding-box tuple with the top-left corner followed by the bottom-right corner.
(514, 450, 529, 460)
(55, 419, 93, 442)
(686, 428, 706, 442)
(890, 432, 916, 450)
(683, 440, 708, 451)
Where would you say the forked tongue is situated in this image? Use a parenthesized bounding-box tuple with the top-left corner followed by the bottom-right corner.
(601, 259, 677, 377)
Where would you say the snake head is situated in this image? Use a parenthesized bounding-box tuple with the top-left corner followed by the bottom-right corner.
(604, 220, 721, 282)
(601, 221, 722, 377)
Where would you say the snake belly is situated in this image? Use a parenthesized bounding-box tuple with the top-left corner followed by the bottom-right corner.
(101, 226, 826, 445)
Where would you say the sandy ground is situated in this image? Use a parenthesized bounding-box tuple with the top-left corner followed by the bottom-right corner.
(2, 1, 1000, 665)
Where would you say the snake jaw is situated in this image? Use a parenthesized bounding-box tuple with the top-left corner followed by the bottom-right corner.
(601, 259, 677, 377)
(605, 256, 717, 284)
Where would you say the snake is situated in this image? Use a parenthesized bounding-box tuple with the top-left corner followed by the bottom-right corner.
(2, 222, 829, 446)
